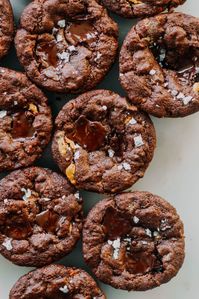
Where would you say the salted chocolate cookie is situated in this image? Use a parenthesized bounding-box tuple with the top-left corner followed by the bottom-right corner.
(0, 167, 83, 267)
(52, 90, 156, 194)
(120, 13, 199, 117)
(0, 68, 52, 171)
(83, 192, 185, 291)
(0, 0, 14, 59)
(99, 0, 186, 18)
(10, 264, 105, 299)
(15, 0, 118, 93)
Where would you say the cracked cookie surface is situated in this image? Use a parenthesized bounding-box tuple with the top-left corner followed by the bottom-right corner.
(15, 0, 118, 93)
(0, 68, 52, 171)
(0, 167, 83, 267)
(0, 0, 14, 59)
(83, 191, 185, 291)
(52, 90, 156, 193)
(120, 13, 199, 117)
(99, 0, 186, 18)
(9, 264, 105, 299)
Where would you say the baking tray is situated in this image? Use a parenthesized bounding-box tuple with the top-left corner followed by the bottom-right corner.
(0, 0, 198, 298)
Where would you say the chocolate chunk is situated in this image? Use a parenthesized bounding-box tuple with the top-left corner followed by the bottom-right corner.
(0, 68, 52, 172)
(9, 265, 105, 299)
(120, 12, 199, 117)
(0, 0, 14, 59)
(100, 0, 186, 18)
(15, 0, 118, 93)
(83, 191, 185, 291)
(52, 90, 156, 193)
(0, 167, 83, 267)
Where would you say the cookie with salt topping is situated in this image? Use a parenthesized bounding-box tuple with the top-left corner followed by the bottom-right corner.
(120, 13, 199, 117)
(15, 0, 118, 93)
(83, 191, 185, 291)
(9, 264, 105, 298)
(52, 90, 156, 193)
(0, 167, 83, 267)
(99, 0, 186, 18)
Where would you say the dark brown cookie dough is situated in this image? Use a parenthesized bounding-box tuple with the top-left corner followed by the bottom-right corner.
(100, 0, 186, 18)
(15, 0, 118, 93)
(9, 264, 105, 299)
(120, 13, 199, 117)
(0, 0, 14, 59)
(0, 68, 52, 171)
(0, 167, 83, 267)
(83, 191, 185, 291)
(52, 90, 156, 194)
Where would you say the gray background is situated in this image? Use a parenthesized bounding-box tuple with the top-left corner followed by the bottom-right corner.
(0, 0, 199, 298)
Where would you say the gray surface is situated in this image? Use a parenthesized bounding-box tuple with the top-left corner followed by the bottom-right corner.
(0, 0, 199, 298)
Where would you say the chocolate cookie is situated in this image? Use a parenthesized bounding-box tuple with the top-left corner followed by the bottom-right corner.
(0, 68, 52, 171)
(15, 0, 118, 93)
(120, 13, 199, 117)
(0, 0, 14, 59)
(52, 90, 156, 193)
(9, 264, 105, 299)
(100, 0, 186, 18)
(83, 191, 185, 291)
(0, 167, 83, 267)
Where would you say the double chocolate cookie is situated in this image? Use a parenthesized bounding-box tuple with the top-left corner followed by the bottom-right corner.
(83, 192, 185, 291)
(0, 167, 83, 267)
(52, 90, 156, 193)
(0, 0, 14, 59)
(100, 0, 186, 18)
(9, 264, 105, 299)
(15, 0, 118, 93)
(120, 13, 199, 117)
(0, 68, 52, 171)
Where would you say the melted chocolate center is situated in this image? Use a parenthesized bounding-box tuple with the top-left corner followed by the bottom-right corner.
(37, 40, 58, 67)
(5, 223, 32, 240)
(126, 252, 156, 275)
(66, 21, 97, 45)
(103, 207, 163, 274)
(67, 116, 107, 151)
(36, 210, 60, 233)
(103, 207, 131, 240)
(11, 111, 35, 139)
(150, 42, 199, 83)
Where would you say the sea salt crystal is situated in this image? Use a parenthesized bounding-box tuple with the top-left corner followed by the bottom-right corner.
(21, 188, 32, 201)
(59, 285, 69, 293)
(2, 238, 12, 251)
(102, 105, 107, 111)
(57, 52, 70, 62)
(145, 228, 152, 237)
(153, 231, 160, 237)
(176, 92, 185, 100)
(128, 117, 137, 125)
(134, 135, 144, 148)
(133, 216, 139, 224)
(171, 90, 178, 96)
(56, 34, 63, 42)
(0, 110, 7, 118)
(68, 45, 76, 52)
(74, 192, 80, 200)
(42, 197, 51, 202)
(108, 238, 121, 259)
(122, 162, 131, 171)
(74, 150, 80, 160)
(95, 52, 102, 62)
(149, 69, 156, 76)
(57, 19, 66, 28)
(182, 95, 193, 105)
(108, 149, 115, 158)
